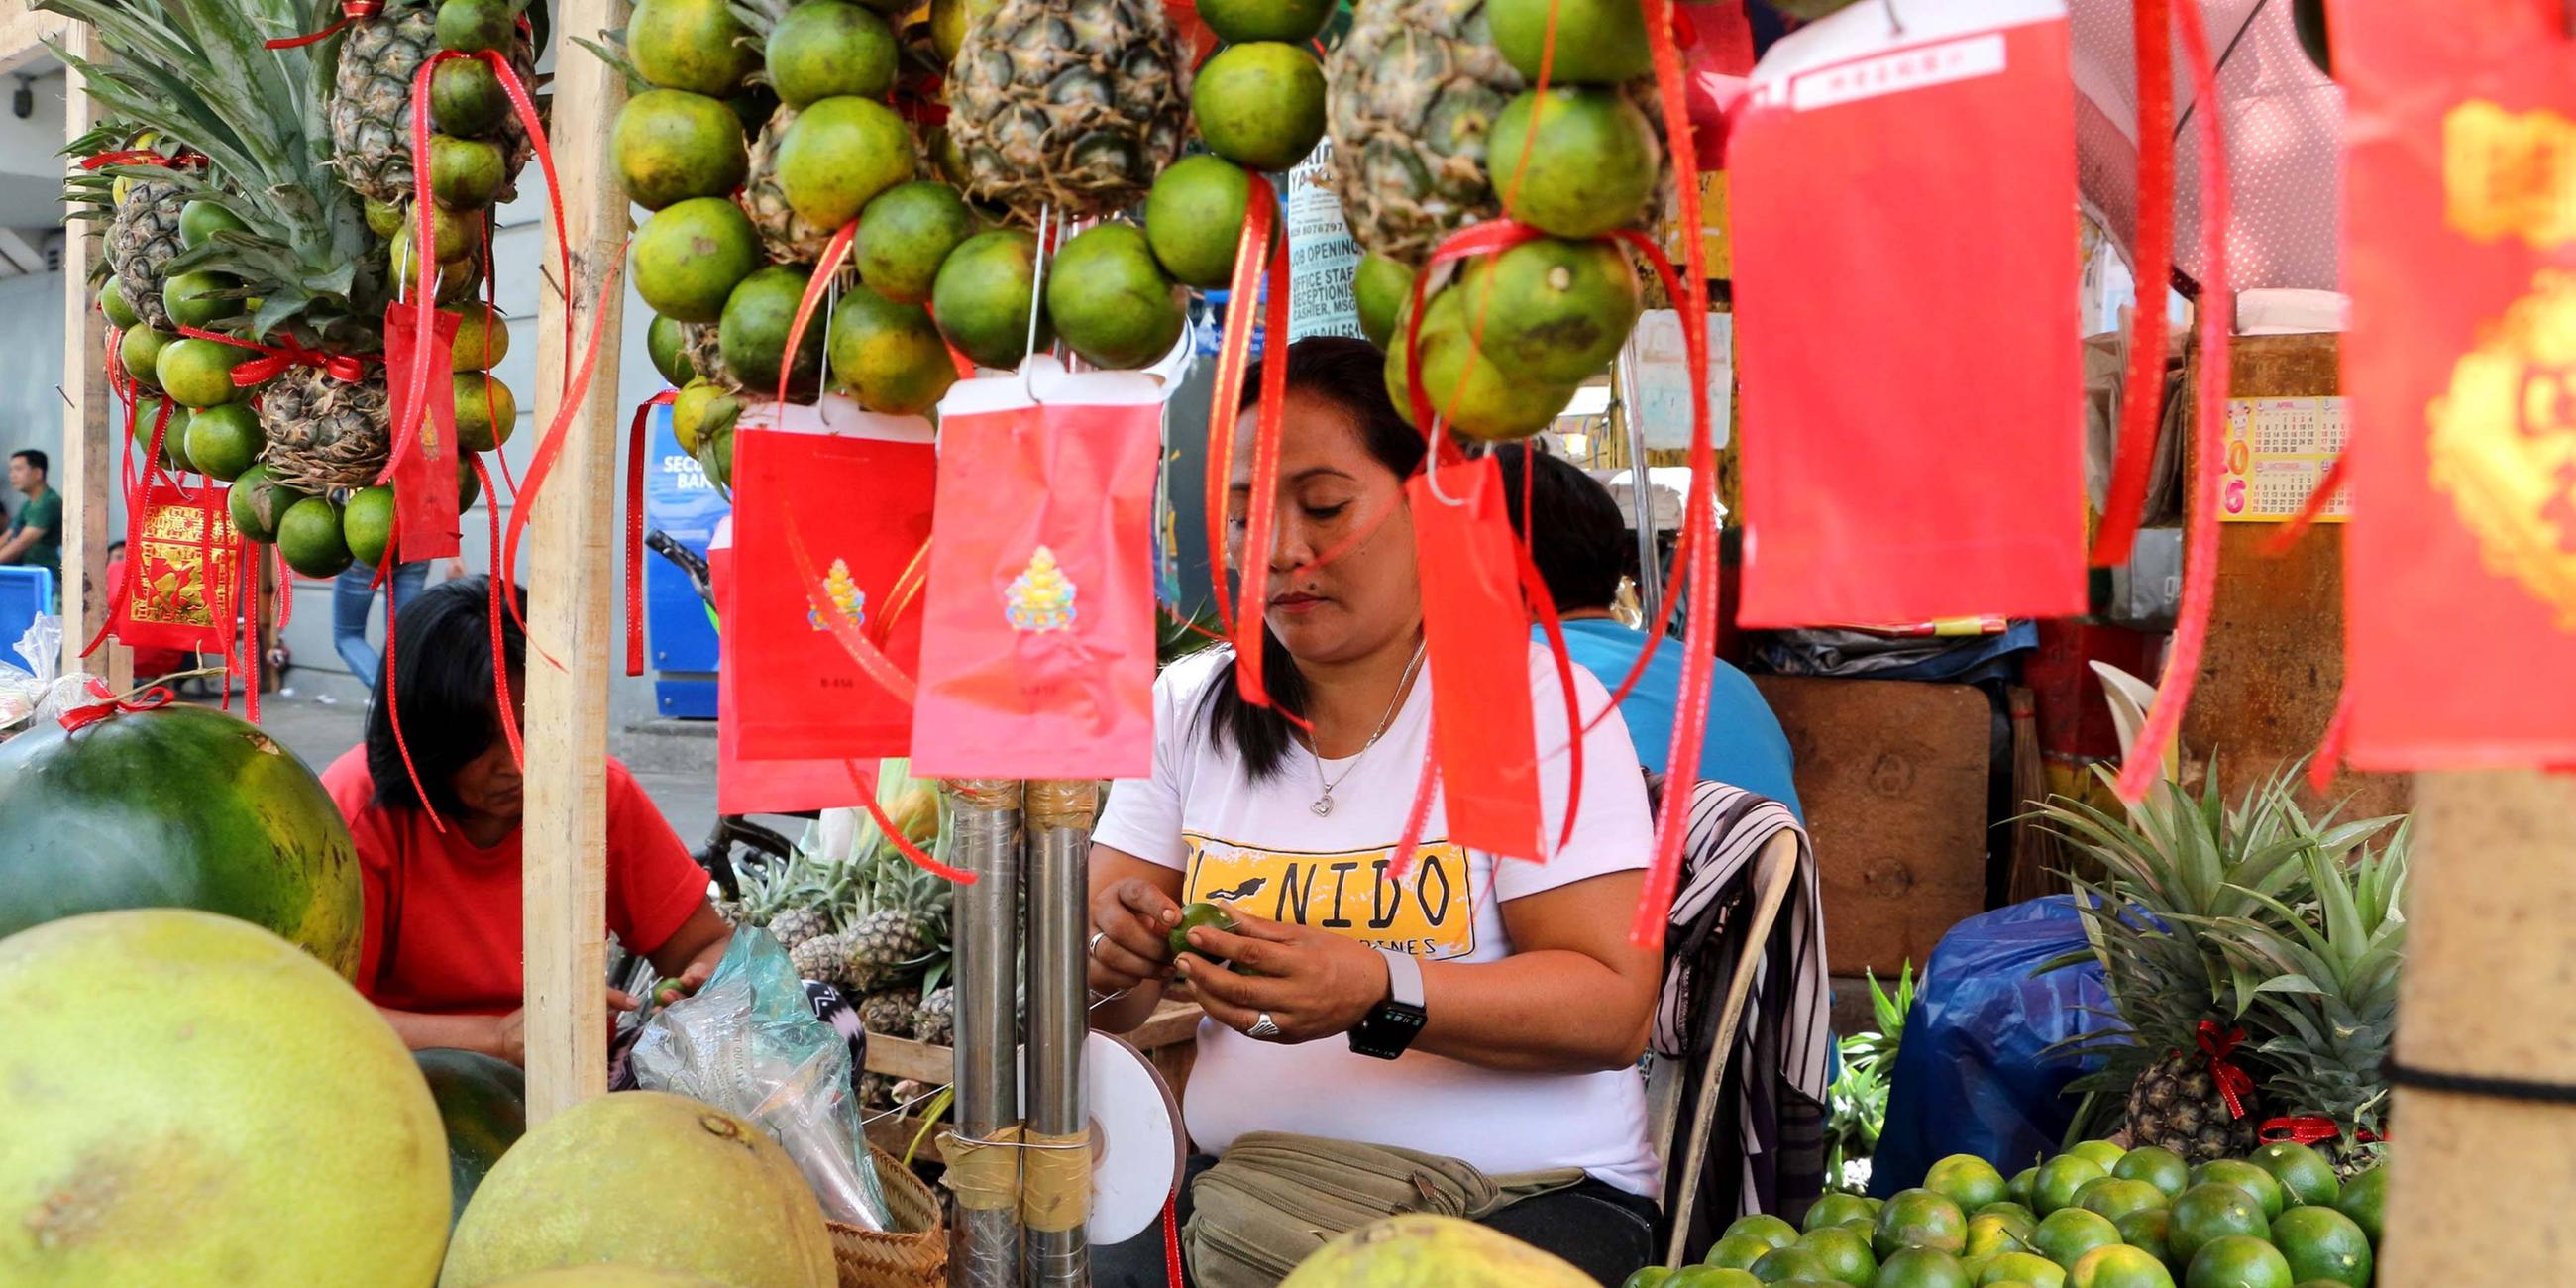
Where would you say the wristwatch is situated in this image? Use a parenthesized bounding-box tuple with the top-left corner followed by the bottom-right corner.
(1347, 948, 1429, 1060)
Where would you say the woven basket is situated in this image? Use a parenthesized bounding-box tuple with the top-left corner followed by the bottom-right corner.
(830, 1148, 947, 1288)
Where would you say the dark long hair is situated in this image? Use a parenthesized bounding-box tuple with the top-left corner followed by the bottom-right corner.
(368, 575, 527, 813)
(1200, 336, 1428, 780)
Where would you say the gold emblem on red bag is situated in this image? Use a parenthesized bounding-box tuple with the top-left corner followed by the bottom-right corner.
(806, 557, 866, 631)
(2442, 101, 2576, 248)
(1006, 546, 1077, 633)
(130, 497, 235, 629)
(2425, 269, 2576, 626)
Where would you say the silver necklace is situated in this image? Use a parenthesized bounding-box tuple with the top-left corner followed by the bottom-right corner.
(1307, 641, 1427, 817)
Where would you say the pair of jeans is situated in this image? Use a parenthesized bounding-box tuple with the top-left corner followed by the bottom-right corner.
(332, 560, 430, 691)
(1090, 1153, 1663, 1288)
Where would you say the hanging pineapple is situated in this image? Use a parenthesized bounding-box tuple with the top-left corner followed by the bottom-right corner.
(328, 0, 538, 211)
(943, 0, 1193, 222)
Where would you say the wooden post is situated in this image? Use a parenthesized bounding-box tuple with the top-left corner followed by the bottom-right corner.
(2381, 771, 2576, 1283)
(53, 25, 127, 689)
(519, 0, 631, 1124)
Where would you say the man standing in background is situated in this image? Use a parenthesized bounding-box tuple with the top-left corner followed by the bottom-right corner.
(0, 451, 62, 602)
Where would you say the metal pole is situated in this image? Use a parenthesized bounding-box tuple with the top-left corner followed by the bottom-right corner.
(1023, 780, 1100, 1286)
(947, 779, 1024, 1287)
(1623, 394, 1664, 629)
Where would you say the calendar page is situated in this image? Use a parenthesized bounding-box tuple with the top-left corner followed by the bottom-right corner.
(2220, 396, 2348, 523)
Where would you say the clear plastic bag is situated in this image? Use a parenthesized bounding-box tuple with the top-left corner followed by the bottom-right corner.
(632, 929, 896, 1231)
(1, 615, 67, 737)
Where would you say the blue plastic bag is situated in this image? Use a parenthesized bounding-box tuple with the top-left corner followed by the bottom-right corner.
(1870, 897, 2113, 1195)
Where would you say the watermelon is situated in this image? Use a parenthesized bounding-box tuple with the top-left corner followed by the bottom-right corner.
(417, 1047, 528, 1230)
(0, 703, 363, 977)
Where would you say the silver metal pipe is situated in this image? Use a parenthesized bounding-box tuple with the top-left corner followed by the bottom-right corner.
(947, 779, 1024, 1288)
(1623, 395, 1664, 629)
(1023, 781, 1100, 1286)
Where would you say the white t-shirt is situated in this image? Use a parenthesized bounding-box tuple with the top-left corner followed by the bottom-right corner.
(1093, 643, 1664, 1197)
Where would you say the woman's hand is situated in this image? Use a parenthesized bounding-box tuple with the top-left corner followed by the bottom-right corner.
(484, 985, 639, 1067)
(1088, 876, 1182, 994)
(1177, 910, 1391, 1044)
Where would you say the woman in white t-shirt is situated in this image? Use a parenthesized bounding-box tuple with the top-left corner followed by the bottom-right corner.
(1088, 338, 1664, 1286)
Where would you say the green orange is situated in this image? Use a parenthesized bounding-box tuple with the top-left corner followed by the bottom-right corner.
(1924, 1160, 2012, 1220)
(1751, 1246, 1834, 1283)
(429, 134, 507, 209)
(2112, 1147, 2192, 1200)
(1806, 1194, 1878, 1234)
(613, 89, 752, 211)
(930, 229, 1053, 370)
(1487, 86, 1661, 239)
(2331, 1167, 2383, 1246)
(855, 180, 979, 305)
(2181, 1235, 2291, 1288)
(1873, 1190, 1967, 1260)
(629, 0, 761, 96)
(1192, 41, 1327, 172)
(2008, 1169, 2040, 1211)
(1456, 234, 1640, 384)
(765, 0, 898, 106)
(718, 264, 828, 394)
(2066, 1143, 2128, 1172)
(183, 402, 264, 482)
(1725, 1215, 1802, 1251)
(2076, 1179, 2167, 1226)
(1964, 1214, 2031, 1261)
(162, 268, 243, 330)
(2166, 1184, 2269, 1269)
(1143, 156, 1255, 290)
(1979, 1252, 2065, 1288)
(1489, 0, 1651, 83)
(1353, 253, 1417, 350)
(1873, 1247, 1972, 1288)
(2266, 1206, 2369, 1287)
(451, 307, 509, 373)
(1195, 0, 1335, 43)
(2244, 1143, 2338, 1210)
(2027, 1209, 2118, 1270)
(2034, 1157, 2109, 1216)
(633, 197, 763, 323)
(100, 277, 142, 330)
(2112, 1210, 2171, 1267)
(227, 465, 305, 543)
(1795, 1224, 1876, 1286)
(1705, 1234, 1775, 1271)
(454, 372, 518, 453)
(1046, 222, 1185, 371)
(276, 495, 354, 579)
(341, 485, 396, 570)
(2068, 1245, 2173, 1288)
(774, 94, 914, 229)
(826, 281, 958, 417)
(157, 337, 246, 409)
(2192, 1162, 2285, 1220)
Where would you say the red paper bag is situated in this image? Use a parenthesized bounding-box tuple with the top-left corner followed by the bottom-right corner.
(726, 398, 935, 762)
(711, 516, 876, 814)
(910, 366, 1161, 780)
(113, 481, 239, 654)
(1731, 0, 2085, 626)
(383, 305, 464, 562)
(1410, 456, 1542, 860)
(2339, 1, 2576, 768)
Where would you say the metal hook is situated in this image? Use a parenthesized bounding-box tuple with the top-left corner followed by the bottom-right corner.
(1421, 437, 1471, 507)
(1019, 204, 1054, 405)
(1883, 0, 1905, 36)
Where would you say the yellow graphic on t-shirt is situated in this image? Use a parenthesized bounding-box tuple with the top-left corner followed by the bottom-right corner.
(1181, 834, 1477, 960)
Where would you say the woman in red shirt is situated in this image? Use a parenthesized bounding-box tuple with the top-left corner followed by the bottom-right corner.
(322, 576, 730, 1065)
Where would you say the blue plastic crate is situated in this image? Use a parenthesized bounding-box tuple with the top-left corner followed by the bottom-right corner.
(0, 566, 54, 668)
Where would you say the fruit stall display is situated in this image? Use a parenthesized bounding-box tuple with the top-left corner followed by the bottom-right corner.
(57, 0, 533, 585)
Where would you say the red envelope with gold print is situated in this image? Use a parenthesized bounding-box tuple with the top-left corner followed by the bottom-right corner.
(113, 482, 238, 654)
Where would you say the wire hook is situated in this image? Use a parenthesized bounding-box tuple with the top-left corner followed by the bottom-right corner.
(1883, 0, 1905, 36)
(1019, 204, 1054, 405)
(1421, 438, 1471, 507)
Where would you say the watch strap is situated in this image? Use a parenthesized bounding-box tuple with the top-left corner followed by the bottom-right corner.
(1378, 948, 1425, 1009)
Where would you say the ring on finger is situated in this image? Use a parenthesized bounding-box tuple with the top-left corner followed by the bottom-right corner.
(1247, 1011, 1282, 1040)
(1087, 929, 1108, 958)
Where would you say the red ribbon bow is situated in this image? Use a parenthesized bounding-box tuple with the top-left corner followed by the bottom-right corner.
(176, 326, 375, 386)
(265, 1, 382, 49)
(57, 681, 176, 732)
(2258, 1116, 2386, 1147)
(2195, 1020, 2256, 1120)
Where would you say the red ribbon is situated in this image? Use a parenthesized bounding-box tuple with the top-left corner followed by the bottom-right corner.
(849, 762, 976, 884)
(2259, 1116, 2384, 1147)
(2092, 0, 2175, 569)
(79, 150, 203, 172)
(57, 680, 175, 732)
(626, 390, 679, 678)
(177, 326, 375, 386)
(776, 219, 857, 412)
(265, 1, 382, 50)
(1199, 176, 1305, 725)
(2196, 1020, 2256, 1120)
(2114, 0, 2229, 805)
(2259, 448, 2349, 556)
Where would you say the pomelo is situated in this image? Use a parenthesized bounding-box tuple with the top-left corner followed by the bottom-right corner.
(828, 281, 959, 416)
(184, 402, 264, 482)
(766, 1, 898, 106)
(1796, 1223, 1877, 1285)
(414, 1048, 525, 1233)
(454, 372, 518, 453)
(227, 464, 307, 544)
(1925, 1156, 2012, 1215)
(2033, 1156, 2108, 1215)
(1046, 222, 1185, 370)
(100, 277, 142, 330)
(774, 95, 914, 229)
(1704, 1234, 1774, 1270)
(635, 197, 763, 323)
(430, 134, 507, 210)
(1196, 0, 1335, 43)
(2330, 1167, 2382, 1245)
(0, 911, 447, 1286)
(1458, 236, 1639, 384)
(437, 0, 517, 53)
(630, 0, 762, 96)
(1980, 1252, 2065, 1288)
(1488, 86, 1662, 239)
(1280, 1214, 1593, 1287)
(931, 228, 1053, 369)
(2027, 1209, 2118, 1270)
(2243, 1143, 2338, 1210)
(2265, 1206, 2368, 1287)
(2191, 1162, 2284, 1220)
(432, 57, 511, 137)
(178, 198, 250, 249)
(451, 307, 509, 372)
(1807, 1193, 1878, 1234)
(1489, 0, 1651, 83)
(719, 265, 827, 395)
(1874, 1247, 1973, 1288)
(1383, 287, 1577, 441)
(278, 496, 354, 579)
(2166, 1184, 2268, 1269)
(1144, 156, 1255, 290)
(1353, 252, 1416, 349)
(614, 89, 752, 211)
(2068, 1245, 2173, 1288)
(1192, 41, 1327, 172)
(2066, 1142, 2128, 1171)
(439, 1091, 833, 1288)
(2180, 1235, 2290, 1288)
(648, 314, 698, 386)
(856, 180, 979, 304)
(2112, 1147, 2192, 1200)
(343, 484, 397, 570)
(157, 337, 245, 409)
(121, 325, 174, 389)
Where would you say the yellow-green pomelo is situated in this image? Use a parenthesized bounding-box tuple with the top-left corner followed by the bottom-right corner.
(1144, 155, 1256, 290)
(1489, 0, 1651, 83)
(437, 1091, 834, 1288)
(774, 95, 914, 229)
(1488, 86, 1663, 239)
(634, 197, 763, 323)
(0, 910, 448, 1287)
(630, 0, 762, 96)
(614, 89, 751, 211)
(1192, 41, 1327, 172)
(766, 1, 898, 106)
(1279, 1214, 1593, 1287)
(856, 180, 979, 304)
(1046, 222, 1185, 370)
(828, 280, 959, 416)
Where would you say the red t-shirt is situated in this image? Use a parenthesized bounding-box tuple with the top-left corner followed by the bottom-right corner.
(322, 747, 710, 1016)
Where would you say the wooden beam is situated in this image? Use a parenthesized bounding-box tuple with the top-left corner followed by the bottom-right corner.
(519, 0, 631, 1124)
(0, 2, 70, 71)
(54, 24, 123, 689)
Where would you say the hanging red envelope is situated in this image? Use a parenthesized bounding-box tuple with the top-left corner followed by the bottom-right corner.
(1731, 0, 2086, 627)
(2338, 0, 2576, 769)
(727, 397, 935, 763)
(710, 515, 876, 814)
(383, 304, 464, 563)
(910, 362, 1161, 780)
(1410, 455, 1543, 860)
(113, 481, 240, 655)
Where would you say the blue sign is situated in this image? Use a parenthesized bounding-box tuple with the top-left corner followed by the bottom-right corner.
(642, 402, 727, 718)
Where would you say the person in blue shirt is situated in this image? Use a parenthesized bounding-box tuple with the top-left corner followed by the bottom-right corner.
(1495, 449, 1802, 818)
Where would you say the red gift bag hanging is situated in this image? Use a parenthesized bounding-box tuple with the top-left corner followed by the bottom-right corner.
(1731, 0, 2087, 626)
(910, 363, 1162, 781)
(710, 514, 876, 814)
(113, 481, 240, 656)
(382, 303, 464, 563)
(1410, 455, 1544, 861)
(2338, 0, 2576, 769)
(726, 398, 936, 763)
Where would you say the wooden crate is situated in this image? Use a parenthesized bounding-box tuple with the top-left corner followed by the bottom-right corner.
(863, 997, 1205, 1165)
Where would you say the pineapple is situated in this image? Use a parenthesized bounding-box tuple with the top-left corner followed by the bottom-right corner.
(328, 0, 539, 209)
(1323, 0, 1525, 265)
(742, 106, 839, 266)
(913, 985, 955, 1047)
(857, 1071, 898, 1113)
(768, 905, 833, 949)
(860, 987, 921, 1038)
(791, 928, 859, 986)
(259, 369, 394, 493)
(107, 176, 187, 331)
(2205, 820, 2408, 1170)
(2036, 765, 2393, 1162)
(944, 0, 1192, 221)
(679, 322, 733, 389)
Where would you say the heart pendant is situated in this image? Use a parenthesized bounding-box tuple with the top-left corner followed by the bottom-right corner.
(1310, 797, 1333, 817)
